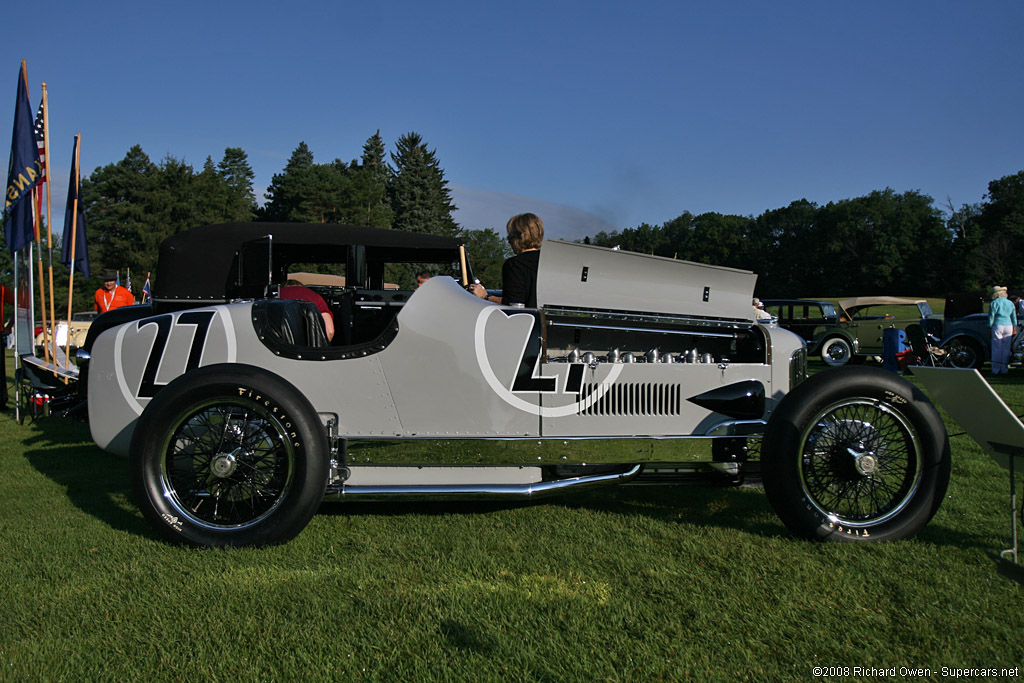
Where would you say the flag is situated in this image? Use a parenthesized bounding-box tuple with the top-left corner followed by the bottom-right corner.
(125, 267, 132, 293)
(32, 100, 46, 241)
(4, 61, 42, 255)
(116, 270, 120, 287)
(61, 134, 89, 279)
(32, 101, 45, 182)
(141, 273, 151, 304)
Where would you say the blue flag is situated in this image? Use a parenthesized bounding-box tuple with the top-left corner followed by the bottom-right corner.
(4, 61, 42, 255)
(61, 134, 89, 279)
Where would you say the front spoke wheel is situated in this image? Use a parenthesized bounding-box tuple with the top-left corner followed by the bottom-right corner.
(798, 400, 920, 527)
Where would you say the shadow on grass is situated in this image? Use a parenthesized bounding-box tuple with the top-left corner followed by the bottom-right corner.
(9, 411, 787, 543)
(319, 477, 1003, 551)
(14, 413, 154, 540)
(439, 619, 497, 654)
(994, 553, 1024, 585)
(12, 409, 990, 550)
(317, 479, 792, 540)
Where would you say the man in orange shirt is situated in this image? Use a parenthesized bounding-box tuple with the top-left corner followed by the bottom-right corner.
(94, 268, 134, 313)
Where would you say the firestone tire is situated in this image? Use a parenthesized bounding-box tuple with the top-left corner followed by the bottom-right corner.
(819, 336, 853, 367)
(762, 366, 950, 542)
(129, 364, 329, 548)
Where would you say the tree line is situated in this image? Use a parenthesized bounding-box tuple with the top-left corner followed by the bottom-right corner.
(35, 131, 510, 312)
(10, 124, 1024, 312)
(587, 174, 1024, 299)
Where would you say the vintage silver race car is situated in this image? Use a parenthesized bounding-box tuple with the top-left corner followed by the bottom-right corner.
(80, 223, 951, 547)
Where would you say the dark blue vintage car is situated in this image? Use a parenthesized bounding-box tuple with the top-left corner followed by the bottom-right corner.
(939, 291, 1024, 369)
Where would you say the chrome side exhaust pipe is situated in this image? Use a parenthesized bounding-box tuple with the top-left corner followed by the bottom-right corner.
(324, 464, 642, 501)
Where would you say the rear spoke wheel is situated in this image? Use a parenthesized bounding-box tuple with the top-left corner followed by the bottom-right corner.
(131, 364, 328, 547)
(162, 401, 295, 529)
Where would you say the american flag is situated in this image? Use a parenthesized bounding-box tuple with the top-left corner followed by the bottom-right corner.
(141, 273, 151, 304)
(33, 102, 46, 182)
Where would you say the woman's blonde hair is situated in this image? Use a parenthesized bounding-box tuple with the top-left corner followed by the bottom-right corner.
(507, 213, 544, 253)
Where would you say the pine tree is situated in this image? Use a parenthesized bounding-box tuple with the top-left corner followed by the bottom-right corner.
(262, 142, 316, 221)
(261, 143, 356, 224)
(217, 147, 257, 221)
(389, 132, 458, 236)
(345, 130, 393, 228)
(192, 157, 232, 226)
(82, 145, 160, 280)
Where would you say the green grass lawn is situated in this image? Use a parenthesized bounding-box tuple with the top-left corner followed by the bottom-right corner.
(1, 364, 1023, 681)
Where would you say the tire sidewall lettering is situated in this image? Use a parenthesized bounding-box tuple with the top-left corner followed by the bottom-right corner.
(236, 385, 304, 450)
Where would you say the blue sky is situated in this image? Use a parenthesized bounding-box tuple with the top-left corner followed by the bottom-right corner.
(4, 1, 1022, 241)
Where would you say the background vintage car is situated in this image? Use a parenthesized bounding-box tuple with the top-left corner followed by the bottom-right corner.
(760, 298, 859, 366)
(77, 223, 952, 549)
(939, 291, 1024, 368)
(837, 296, 943, 355)
(33, 310, 96, 357)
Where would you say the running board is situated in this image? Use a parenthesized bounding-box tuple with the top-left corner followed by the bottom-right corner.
(324, 464, 642, 501)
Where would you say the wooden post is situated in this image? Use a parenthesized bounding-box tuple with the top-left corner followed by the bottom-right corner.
(458, 245, 469, 287)
(33, 85, 51, 363)
(42, 84, 58, 367)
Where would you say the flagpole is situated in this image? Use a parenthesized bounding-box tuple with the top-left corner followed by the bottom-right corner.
(34, 204, 51, 363)
(33, 82, 51, 364)
(42, 83, 58, 367)
(8, 59, 45, 410)
(64, 133, 81, 369)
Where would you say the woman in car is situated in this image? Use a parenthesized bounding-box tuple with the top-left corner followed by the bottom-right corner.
(470, 213, 543, 308)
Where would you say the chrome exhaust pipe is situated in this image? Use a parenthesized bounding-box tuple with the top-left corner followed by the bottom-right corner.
(324, 464, 642, 501)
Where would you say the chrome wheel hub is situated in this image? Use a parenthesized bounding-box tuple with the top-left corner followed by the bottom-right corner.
(850, 447, 878, 476)
(210, 450, 240, 478)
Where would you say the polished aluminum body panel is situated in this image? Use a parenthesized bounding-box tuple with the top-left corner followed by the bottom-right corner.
(537, 239, 758, 321)
(88, 240, 804, 473)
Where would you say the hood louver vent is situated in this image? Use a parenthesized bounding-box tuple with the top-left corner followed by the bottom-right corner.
(577, 383, 682, 417)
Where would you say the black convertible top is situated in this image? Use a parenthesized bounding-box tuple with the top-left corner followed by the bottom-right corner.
(155, 222, 462, 306)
